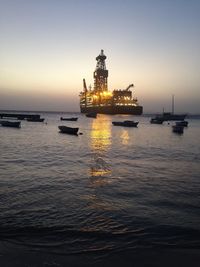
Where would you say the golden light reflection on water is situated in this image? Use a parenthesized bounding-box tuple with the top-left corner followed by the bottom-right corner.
(90, 168, 111, 177)
(90, 115, 112, 152)
(120, 129, 130, 145)
(89, 155, 111, 178)
(89, 115, 112, 177)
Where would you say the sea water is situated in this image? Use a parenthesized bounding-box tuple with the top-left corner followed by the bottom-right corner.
(0, 113, 200, 255)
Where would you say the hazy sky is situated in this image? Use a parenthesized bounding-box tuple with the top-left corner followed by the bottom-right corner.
(0, 0, 200, 113)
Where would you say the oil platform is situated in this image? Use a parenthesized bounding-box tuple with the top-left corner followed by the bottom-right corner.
(79, 50, 143, 115)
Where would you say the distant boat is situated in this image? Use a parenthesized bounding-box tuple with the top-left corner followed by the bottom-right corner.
(150, 118, 164, 124)
(155, 95, 187, 121)
(27, 118, 45, 122)
(0, 120, 21, 128)
(58, 125, 79, 135)
(176, 121, 188, 127)
(156, 112, 187, 121)
(86, 113, 97, 118)
(112, 120, 139, 127)
(172, 125, 184, 134)
(0, 113, 41, 120)
(60, 117, 78, 121)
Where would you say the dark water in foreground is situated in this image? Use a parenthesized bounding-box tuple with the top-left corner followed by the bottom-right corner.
(0, 113, 200, 255)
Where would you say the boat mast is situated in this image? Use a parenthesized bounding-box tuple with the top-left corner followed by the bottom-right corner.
(172, 94, 174, 114)
(83, 78, 87, 107)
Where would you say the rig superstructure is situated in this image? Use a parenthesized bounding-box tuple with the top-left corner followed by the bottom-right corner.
(79, 50, 143, 115)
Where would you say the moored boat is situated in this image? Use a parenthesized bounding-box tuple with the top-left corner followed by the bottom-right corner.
(112, 120, 139, 127)
(155, 112, 187, 121)
(60, 117, 78, 121)
(0, 113, 41, 120)
(172, 125, 184, 134)
(150, 118, 164, 124)
(27, 118, 45, 122)
(0, 120, 21, 128)
(155, 95, 187, 121)
(175, 121, 188, 127)
(86, 113, 97, 118)
(58, 126, 79, 135)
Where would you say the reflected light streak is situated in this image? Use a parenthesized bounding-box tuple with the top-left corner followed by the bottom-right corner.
(90, 116, 112, 152)
(89, 116, 112, 177)
(90, 167, 111, 178)
(89, 156, 111, 178)
(120, 129, 130, 145)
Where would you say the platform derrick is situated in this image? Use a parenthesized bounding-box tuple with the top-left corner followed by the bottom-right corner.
(79, 50, 143, 115)
(80, 50, 112, 108)
(94, 49, 108, 92)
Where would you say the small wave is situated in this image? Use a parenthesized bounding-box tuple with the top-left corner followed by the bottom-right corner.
(90, 157, 111, 177)
(1, 223, 200, 255)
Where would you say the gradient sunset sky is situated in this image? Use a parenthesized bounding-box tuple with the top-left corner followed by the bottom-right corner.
(0, 0, 200, 113)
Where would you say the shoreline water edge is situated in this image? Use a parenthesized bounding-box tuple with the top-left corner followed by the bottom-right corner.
(0, 113, 200, 266)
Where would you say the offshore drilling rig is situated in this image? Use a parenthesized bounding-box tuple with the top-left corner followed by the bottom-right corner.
(79, 50, 143, 115)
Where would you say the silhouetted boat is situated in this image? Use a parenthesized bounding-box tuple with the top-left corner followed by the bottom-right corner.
(60, 117, 78, 121)
(155, 112, 187, 121)
(150, 118, 164, 124)
(0, 120, 21, 128)
(154, 95, 187, 121)
(86, 113, 97, 118)
(112, 120, 139, 127)
(0, 113, 41, 120)
(58, 126, 79, 135)
(176, 121, 188, 127)
(27, 118, 45, 122)
(172, 125, 184, 134)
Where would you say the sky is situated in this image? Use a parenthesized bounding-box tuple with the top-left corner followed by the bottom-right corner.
(0, 0, 200, 113)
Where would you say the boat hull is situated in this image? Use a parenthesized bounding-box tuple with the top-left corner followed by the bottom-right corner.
(60, 117, 78, 121)
(58, 126, 79, 135)
(156, 114, 187, 121)
(80, 105, 143, 115)
(172, 125, 184, 134)
(0, 120, 21, 128)
(27, 118, 45, 122)
(86, 113, 97, 118)
(176, 121, 188, 127)
(150, 118, 164, 124)
(0, 113, 41, 120)
(112, 121, 139, 127)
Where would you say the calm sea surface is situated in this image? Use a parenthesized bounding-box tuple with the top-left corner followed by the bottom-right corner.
(0, 113, 200, 255)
